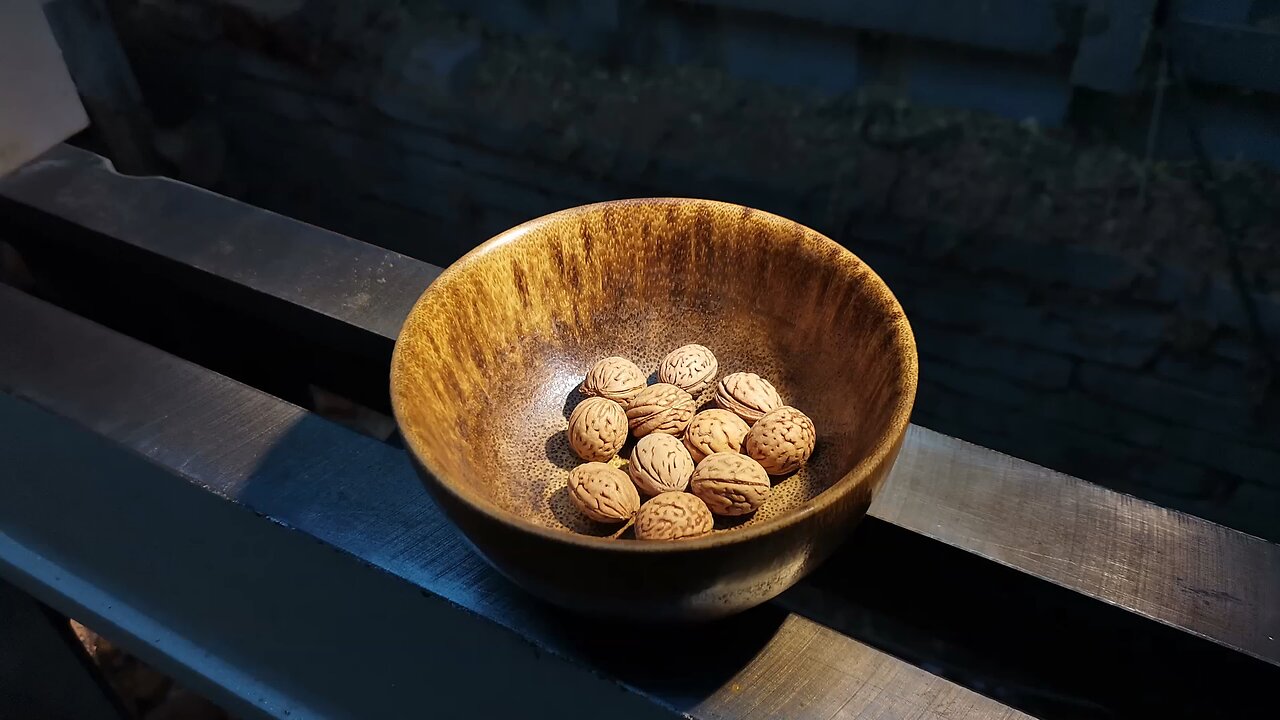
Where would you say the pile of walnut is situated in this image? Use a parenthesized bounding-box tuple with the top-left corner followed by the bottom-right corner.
(565, 344, 816, 541)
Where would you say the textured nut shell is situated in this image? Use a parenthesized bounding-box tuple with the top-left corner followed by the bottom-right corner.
(657, 344, 719, 395)
(625, 383, 696, 437)
(634, 492, 714, 540)
(683, 409, 751, 463)
(714, 372, 783, 424)
(568, 463, 640, 523)
(690, 452, 772, 516)
(745, 406, 816, 475)
(567, 397, 629, 462)
(629, 433, 695, 496)
(580, 356, 647, 404)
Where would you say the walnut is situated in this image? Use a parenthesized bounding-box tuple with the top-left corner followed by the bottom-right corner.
(567, 396, 629, 462)
(745, 406, 816, 475)
(690, 452, 771, 516)
(568, 462, 640, 523)
(657, 344, 719, 395)
(683, 409, 751, 463)
(629, 433, 695, 495)
(634, 492, 714, 540)
(579, 356, 647, 405)
(625, 383, 695, 437)
(714, 372, 782, 424)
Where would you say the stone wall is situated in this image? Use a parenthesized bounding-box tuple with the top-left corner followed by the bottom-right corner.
(106, 0, 1280, 540)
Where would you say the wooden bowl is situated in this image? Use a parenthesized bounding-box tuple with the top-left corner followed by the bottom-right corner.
(390, 199, 917, 620)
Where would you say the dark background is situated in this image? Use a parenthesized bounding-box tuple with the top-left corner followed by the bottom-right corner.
(63, 0, 1280, 542)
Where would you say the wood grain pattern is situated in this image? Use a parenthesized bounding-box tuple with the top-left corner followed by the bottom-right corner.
(0, 285, 1021, 719)
(6, 148, 1272, 663)
(878, 428, 1280, 665)
(390, 199, 918, 619)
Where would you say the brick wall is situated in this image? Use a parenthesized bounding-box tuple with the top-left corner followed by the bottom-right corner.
(107, 0, 1280, 540)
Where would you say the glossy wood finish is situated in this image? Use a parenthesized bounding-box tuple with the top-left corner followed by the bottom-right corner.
(391, 199, 918, 618)
(5, 146, 1275, 661)
(0, 285, 1025, 719)
(5, 155, 1280, 716)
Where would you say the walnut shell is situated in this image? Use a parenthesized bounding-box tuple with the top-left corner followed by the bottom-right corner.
(580, 356, 647, 405)
(568, 462, 640, 523)
(683, 409, 751, 463)
(567, 396, 629, 462)
(629, 433, 695, 496)
(657, 344, 719, 395)
(690, 452, 771, 516)
(625, 383, 696, 437)
(745, 406, 816, 475)
(634, 492, 714, 541)
(714, 372, 783, 424)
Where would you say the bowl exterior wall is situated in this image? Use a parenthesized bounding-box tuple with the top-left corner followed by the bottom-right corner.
(406, 428, 905, 620)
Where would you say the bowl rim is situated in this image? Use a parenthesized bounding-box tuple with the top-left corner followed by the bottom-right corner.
(390, 197, 918, 553)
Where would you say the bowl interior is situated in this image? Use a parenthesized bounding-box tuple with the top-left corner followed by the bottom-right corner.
(391, 199, 916, 540)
